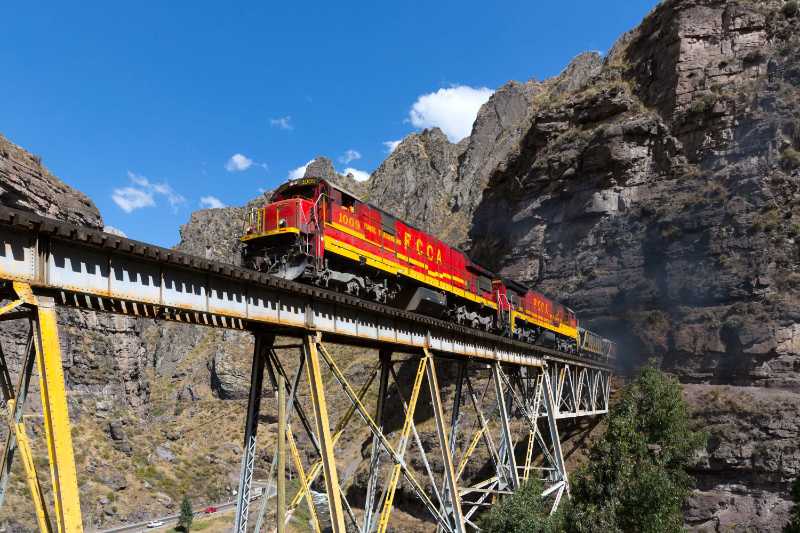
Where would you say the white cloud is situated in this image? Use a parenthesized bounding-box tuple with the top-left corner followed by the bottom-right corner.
(200, 196, 226, 209)
(151, 182, 186, 208)
(343, 167, 370, 182)
(113, 171, 186, 213)
(383, 140, 401, 153)
(339, 149, 361, 164)
(128, 172, 150, 187)
(112, 187, 155, 213)
(225, 153, 253, 172)
(409, 85, 493, 142)
(103, 225, 128, 237)
(270, 116, 293, 130)
(288, 160, 314, 180)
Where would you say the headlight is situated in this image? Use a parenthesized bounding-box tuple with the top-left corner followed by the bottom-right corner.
(279, 218, 287, 228)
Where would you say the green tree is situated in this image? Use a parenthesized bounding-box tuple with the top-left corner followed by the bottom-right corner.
(786, 477, 800, 533)
(177, 495, 193, 532)
(480, 477, 564, 533)
(564, 363, 707, 533)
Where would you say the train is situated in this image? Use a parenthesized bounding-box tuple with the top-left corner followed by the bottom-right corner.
(240, 176, 615, 362)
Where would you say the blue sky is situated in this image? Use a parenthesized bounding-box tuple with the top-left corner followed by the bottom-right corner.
(1, 0, 658, 247)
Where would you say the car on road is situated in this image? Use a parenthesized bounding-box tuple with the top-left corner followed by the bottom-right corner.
(146, 520, 165, 528)
(203, 506, 218, 514)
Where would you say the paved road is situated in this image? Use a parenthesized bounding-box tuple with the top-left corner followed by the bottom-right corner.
(96, 501, 235, 533)
(95, 487, 270, 533)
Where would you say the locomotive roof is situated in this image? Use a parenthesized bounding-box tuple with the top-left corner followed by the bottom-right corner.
(276, 176, 366, 205)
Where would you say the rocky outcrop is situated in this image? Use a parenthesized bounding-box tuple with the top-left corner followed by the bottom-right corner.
(177, 205, 251, 264)
(367, 128, 464, 238)
(302, 156, 370, 198)
(367, 53, 603, 248)
(0, 134, 101, 228)
(685, 384, 799, 530)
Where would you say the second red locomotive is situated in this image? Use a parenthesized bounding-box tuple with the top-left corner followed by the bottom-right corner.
(241, 176, 614, 361)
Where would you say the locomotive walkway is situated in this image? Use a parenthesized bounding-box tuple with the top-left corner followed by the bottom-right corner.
(0, 206, 612, 533)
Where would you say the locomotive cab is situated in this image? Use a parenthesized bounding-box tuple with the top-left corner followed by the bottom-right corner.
(241, 177, 324, 279)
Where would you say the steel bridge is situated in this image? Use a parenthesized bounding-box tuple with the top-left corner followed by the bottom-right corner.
(0, 207, 612, 533)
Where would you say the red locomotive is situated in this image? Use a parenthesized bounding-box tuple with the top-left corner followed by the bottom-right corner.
(241, 177, 615, 360)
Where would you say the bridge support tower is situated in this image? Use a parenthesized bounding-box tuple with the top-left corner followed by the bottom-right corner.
(233, 331, 608, 532)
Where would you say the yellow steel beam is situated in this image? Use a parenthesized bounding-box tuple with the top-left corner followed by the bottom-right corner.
(0, 299, 24, 316)
(464, 377, 505, 486)
(7, 398, 52, 532)
(303, 334, 346, 533)
(287, 362, 378, 512)
(314, 343, 449, 530)
(286, 425, 321, 533)
(31, 293, 83, 533)
(424, 351, 466, 533)
(523, 430, 535, 482)
(456, 425, 486, 481)
(377, 354, 427, 533)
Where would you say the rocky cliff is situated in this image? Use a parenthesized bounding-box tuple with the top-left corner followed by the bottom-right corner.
(462, 0, 800, 529)
(0, 135, 101, 228)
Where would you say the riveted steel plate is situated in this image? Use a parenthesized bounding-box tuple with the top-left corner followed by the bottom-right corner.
(49, 239, 109, 294)
(110, 256, 160, 303)
(0, 227, 35, 281)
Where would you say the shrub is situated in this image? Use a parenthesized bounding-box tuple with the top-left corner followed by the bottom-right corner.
(178, 495, 193, 532)
(564, 364, 707, 533)
(688, 93, 717, 115)
(480, 477, 564, 533)
(783, 1, 799, 18)
(782, 147, 800, 170)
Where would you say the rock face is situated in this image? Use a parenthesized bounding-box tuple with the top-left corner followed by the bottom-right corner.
(177, 204, 251, 264)
(367, 52, 603, 248)
(303, 155, 370, 198)
(367, 128, 465, 239)
(462, 1, 800, 529)
(0, 134, 101, 228)
(684, 384, 800, 530)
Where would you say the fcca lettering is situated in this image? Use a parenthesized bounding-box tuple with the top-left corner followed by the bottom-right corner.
(402, 231, 443, 264)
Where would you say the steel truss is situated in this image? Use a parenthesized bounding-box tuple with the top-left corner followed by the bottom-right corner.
(235, 333, 611, 532)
